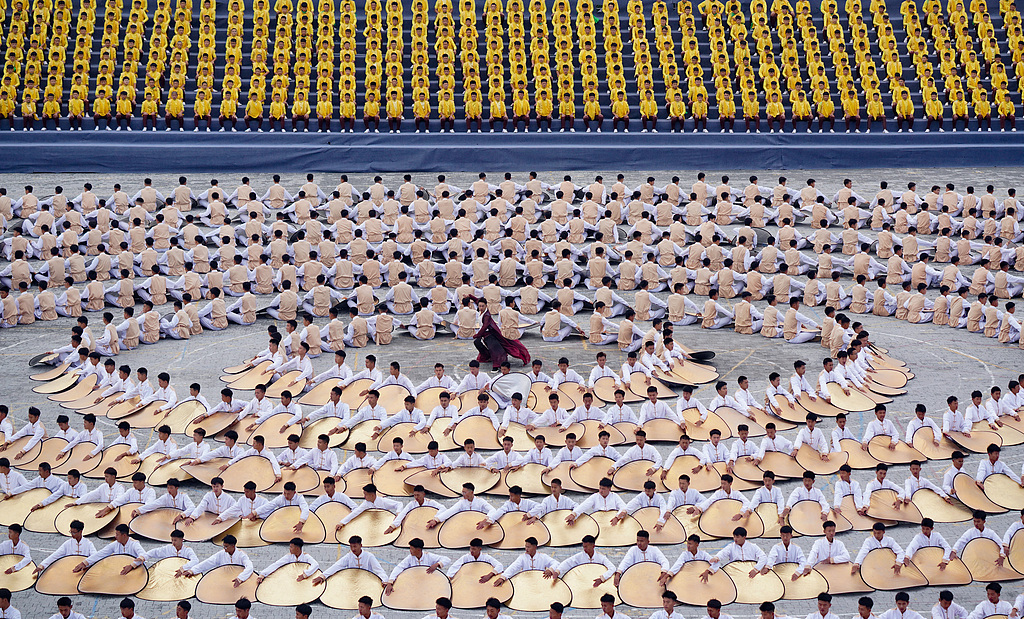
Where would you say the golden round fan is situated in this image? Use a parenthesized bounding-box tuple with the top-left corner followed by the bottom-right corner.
(34, 555, 83, 595)
(195, 565, 259, 604)
(773, 562, 827, 600)
(810, 562, 870, 594)
(911, 489, 972, 523)
(22, 499, 66, 534)
(532, 423, 586, 448)
(767, 395, 811, 425)
(490, 511, 551, 549)
(0, 487, 50, 526)
(613, 460, 668, 492)
(593, 376, 642, 403)
(138, 456, 193, 487)
(662, 456, 722, 493)
(984, 473, 1024, 510)
(180, 512, 239, 542)
(1008, 529, 1024, 574)
(129, 507, 182, 541)
(335, 508, 400, 546)
(223, 361, 256, 374)
(797, 394, 845, 418)
(953, 473, 1008, 514)
(298, 417, 348, 449)
(320, 568, 384, 610)
(414, 388, 450, 415)
(560, 563, 619, 608)
(210, 455, 279, 492)
(576, 421, 626, 449)
(438, 510, 502, 549)
(569, 457, 617, 491)
(859, 548, 927, 590)
(404, 469, 458, 498)
(452, 415, 501, 450)
(961, 537, 1024, 581)
(137, 557, 199, 602)
(160, 400, 208, 435)
(506, 569, 572, 612)
(793, 446, 846, 476)
(732, 457, 770, 483)
(657, 360, 719, 385)
(501, 422, 532, 451)
(975, 421, 1024, 447)
(372, 460, 416, 497)
(95, 501, 144, 539)
(826, 383, 875, 412)
(394, 505, 441, 548)
(297, 380, 342, 407)
(0, 437, 42, 469)
(100, 397, 141, 420)
(53, 503, 119, 536)
(867, 489, 923, 523)
(641, 418, 689, 442)
(255, 561, 325, 606)
(758, 451, 806, 479)
(185, 411, 240, 441)
(723, 560, 784, 603)
(264, 372, 307, 399)
(543, 510, 598, 547)
(633, 506, 685, 544)
(117, 401, 171, 429)
(712, 462, 759, 491)
(787, 500, 839, 536)
(266, 467, 324, 495)
(30, 361, 72, 382)
(52, 375, 100, 401)
(31, 372, 79, 395)
(71, 393, 122, 416)
(225, 365, 275, 391)
(541, 462, 589, 492)
(342, 422, 380, 451)
(449, 560, 512, 608)
(838, 439, 882, 470)
(870, 368, 909, 389)
(911, 547, 972, 586)
(461, 390, 499, 416)
(0, 557, 35, 592)
(49, 442, 100, 477)
(554, 382, 585, 409)
(867, 435, 926, 465)
(213, 518, 270, 548)
(617, 561, 668, 608)
(180, 458, 229, 486)
(260, 507, 326, 544)
(374, 424, 432, 454)
(243, 413, 302, 449)
(337, 379, 374, 409)
(673, 505, 710, 540)
(441, 467, 501, 495)
(382, 565, 452, 610)
(912, 427, 959, 460)
(592, 510, 642, 546)
(23, 438, 69, 469)
(665, 560, 737, 605)
(312, 500, 349, 531)
(341, 467, 375, 497)
(948, 430, 1003, 454)
(504, 463, 550, 495)
(526, 383, 549, 410)
(677, 409, 731, 442)
(611, 422, 641, 445)
(836, 496, 890, 532)
(755, 503, 790, 539)
(77, 554, 147, 595)
(859, 388, 894, 406)
(713, 406, 767, 437)
(375, 384, 415, 414)
(699, 498, 765, 539)
(82, 444, 140, 479)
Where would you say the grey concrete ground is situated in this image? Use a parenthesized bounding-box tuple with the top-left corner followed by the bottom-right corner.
(1, 168, 1023, 619)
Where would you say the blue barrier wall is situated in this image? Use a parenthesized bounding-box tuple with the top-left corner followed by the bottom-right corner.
(1, 132, 1022, 172)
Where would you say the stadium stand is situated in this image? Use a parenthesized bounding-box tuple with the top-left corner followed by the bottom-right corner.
(0, 0, 1023, 169)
